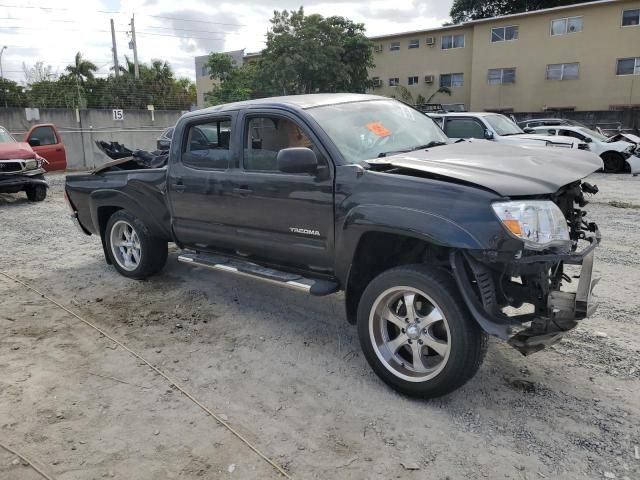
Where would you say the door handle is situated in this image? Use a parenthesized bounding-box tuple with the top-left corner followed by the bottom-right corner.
(171, 179, 185, 193)
(55, 148, 63, 152)
(232, 186, 253, 197)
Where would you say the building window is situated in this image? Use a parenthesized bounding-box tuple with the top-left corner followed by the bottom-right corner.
(440, 73, 464, 88)
(551, 16, 583, 35)
(201, 65, 210, 77)
(487, 68, 516, 84)
(408, 76, 419, 85)
(617, 57, 640, 75)
(371, 76, 382, 88)
(546, 63, 579, 80)
(622, 9, 640, 26)
(408, 39, 420, 49)
(388, 77, 400, 86)
(390, 41, 400, 51)
(441, 34, 465, 49)
(491, 26, 518, 42)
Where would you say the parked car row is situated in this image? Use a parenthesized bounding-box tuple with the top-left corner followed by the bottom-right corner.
(429, 112, 640, 174)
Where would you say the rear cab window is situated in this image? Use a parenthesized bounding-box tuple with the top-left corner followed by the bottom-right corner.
(182, 118, 232, 170)
(446, 118, 486, 139)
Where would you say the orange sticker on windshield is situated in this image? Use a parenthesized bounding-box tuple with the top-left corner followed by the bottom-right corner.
(366, 122, 392, 137)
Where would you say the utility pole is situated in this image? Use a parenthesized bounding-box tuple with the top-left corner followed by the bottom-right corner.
(110, 19, 119, 77)
(0, 46, 7, 79)
(129, 14, 140, 79)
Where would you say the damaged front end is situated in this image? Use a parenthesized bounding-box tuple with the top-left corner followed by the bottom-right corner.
(451, 180, 601, 355)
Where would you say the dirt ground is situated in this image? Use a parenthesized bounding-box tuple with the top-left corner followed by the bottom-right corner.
(1, 172, 639, 480)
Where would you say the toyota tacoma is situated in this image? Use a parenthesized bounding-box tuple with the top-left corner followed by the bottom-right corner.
(65, 94, 602, 398)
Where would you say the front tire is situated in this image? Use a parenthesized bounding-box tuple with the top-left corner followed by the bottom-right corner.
(357, 265, 487, 398)
(25, 184, 47, 202)
(105, 210, 168, 279)
(601, 152, 625, 173)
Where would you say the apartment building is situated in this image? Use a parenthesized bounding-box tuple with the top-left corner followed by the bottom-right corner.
(194, 50, 261, 107)
(368, 0, 640, 111)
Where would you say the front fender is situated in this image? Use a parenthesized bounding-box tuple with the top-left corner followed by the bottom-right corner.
(334, 204, 488, 282)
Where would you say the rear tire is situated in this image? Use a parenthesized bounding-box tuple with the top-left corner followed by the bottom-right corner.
(601, 152, 625, 173)
(357, 264, 487, 398)
(25, 184, 47, 202)
(105, 210, 168, 279)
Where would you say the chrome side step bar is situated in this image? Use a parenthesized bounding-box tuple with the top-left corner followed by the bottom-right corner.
(178, 252, 339, 296)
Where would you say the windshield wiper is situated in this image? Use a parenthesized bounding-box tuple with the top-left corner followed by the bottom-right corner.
(377, 141, 447, 158)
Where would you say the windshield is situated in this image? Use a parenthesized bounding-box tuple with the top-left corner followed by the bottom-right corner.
(306, 99, 449, 163)
(578, 127, 608, 142)
(484, 114, 524, 136)
(0, 127, 16, 143)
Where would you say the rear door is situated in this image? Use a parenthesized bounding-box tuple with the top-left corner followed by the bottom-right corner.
(224, 109, 335, 272)
(167, 114, 238, 250)
(26, 125, 67, 171)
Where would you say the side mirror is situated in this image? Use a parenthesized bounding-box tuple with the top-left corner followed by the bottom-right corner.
(28, 138, 41, 147)
(277, 147, 318, 174)
(484, 129, 494, 140)
(523, 127, 535, 134)
(584, 137, 593, 143)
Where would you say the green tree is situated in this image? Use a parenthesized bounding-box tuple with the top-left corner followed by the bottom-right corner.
(65, 52, 97, 83)
(0, 78, 27, 107)
(207, 53, 237, 82)
(259, 8, 374, 95)
(205, 62, 259, 106)
(426, 87, 452, 104)
(450, 0, 592, 23)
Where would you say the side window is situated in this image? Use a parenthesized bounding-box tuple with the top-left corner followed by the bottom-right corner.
(244, 116, 322, 172)
(182, 118, 232, 169)
(559, 129, 585, 141)
(30, 126, 57, 146)
(446, 118, 486, 139)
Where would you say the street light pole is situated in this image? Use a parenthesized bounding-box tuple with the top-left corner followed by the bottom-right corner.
(0, 46, 7, 79)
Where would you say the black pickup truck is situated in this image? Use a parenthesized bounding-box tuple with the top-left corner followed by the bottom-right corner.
(65, 94, 602, 398)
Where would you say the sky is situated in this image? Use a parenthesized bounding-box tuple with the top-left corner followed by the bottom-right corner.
(0, 0, 454, 84)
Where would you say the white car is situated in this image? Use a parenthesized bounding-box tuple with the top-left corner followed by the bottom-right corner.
(429, 112, 589, 150)
(527, 125, 640, 174)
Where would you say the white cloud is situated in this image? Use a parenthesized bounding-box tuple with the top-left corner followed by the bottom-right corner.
(0, 0, 453, 83)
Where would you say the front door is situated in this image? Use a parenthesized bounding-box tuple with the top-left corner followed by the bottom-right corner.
(225, 110, 335, 273)
(26, 125, 67, 171)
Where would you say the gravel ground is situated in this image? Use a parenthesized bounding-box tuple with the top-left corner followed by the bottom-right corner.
(0, 172, 639, 480)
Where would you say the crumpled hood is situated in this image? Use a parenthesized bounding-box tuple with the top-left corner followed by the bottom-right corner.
(0, 142, 37, 160)
(368, 140, 603, 196)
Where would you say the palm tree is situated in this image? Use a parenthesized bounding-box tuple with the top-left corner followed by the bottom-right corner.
(65, 52, 97, 83)
(391, 85, 415, 104)
(426, 87, 452, 104)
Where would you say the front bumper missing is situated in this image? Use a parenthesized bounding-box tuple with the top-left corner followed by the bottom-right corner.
(450, 238, 600, 356)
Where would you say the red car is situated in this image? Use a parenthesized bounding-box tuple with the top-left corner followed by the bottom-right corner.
(24, 123, 67, 172)
(0, 125, 48, 201)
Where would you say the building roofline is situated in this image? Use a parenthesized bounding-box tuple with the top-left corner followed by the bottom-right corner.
(368, 0, 618, 40)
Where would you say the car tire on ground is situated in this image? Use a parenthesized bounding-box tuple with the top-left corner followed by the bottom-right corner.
(357, 264, 487, 398)
(601, 152, 625, 173)
(25, 184, 47, 202)
(105, 210, 168, 279)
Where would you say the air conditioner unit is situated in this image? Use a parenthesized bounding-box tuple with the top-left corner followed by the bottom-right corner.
(425, 36, 435, 45)
(424, 75, 434, 84)
(373, 44, 384, 53)
(372, 78, 382, 88)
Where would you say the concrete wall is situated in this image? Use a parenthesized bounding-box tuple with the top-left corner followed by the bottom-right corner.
(1, 108, 183, 170)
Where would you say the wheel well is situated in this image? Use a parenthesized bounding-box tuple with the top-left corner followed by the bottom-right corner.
(97, 206, 122, 265)
(344, 232, 449, 324)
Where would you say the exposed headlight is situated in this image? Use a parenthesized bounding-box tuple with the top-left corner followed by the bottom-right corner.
(492, 200, 570, 250)
(25, 159, 38, 169)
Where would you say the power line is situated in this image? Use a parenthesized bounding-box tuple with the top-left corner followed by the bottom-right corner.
(0, 25, 226, 41)
(0, 3, 245, 26)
